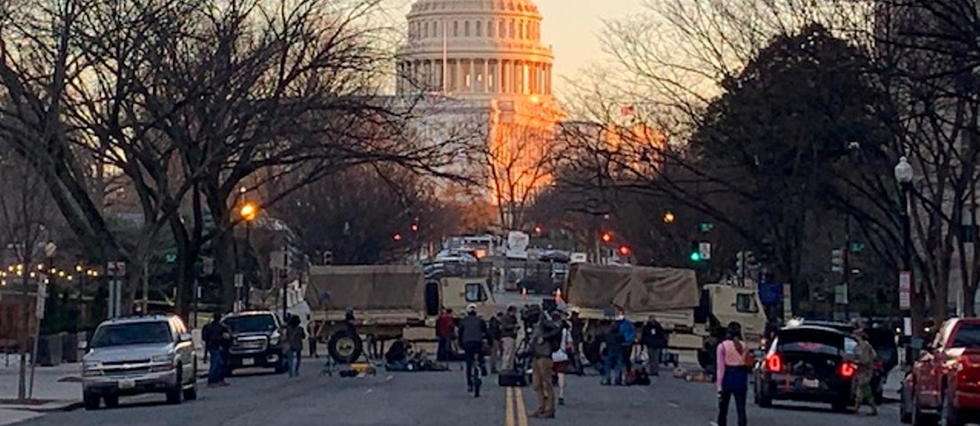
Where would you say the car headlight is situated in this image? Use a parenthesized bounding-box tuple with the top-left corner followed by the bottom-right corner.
(269, 333, 280, 346)
(82, 360, 102, 371)
(151, 354, 173, 364)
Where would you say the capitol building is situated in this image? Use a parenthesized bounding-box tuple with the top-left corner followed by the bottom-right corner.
(396, 0, 563, 226)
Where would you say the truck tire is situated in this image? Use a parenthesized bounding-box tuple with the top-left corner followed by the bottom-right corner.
(83, 391, 100, 410)
(328, 330, 363, 364)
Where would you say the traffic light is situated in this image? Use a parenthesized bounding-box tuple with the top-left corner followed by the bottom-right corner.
(663, 211, 676, 224)
(831, 248, 844, 273)
(392, 233, 403, 242)
(690, 241, 703, 262)
(618, 245, 632, 257)
(601, 231, 613, 243)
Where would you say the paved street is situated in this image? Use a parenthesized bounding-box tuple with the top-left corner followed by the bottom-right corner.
(14, 361, 901, 426)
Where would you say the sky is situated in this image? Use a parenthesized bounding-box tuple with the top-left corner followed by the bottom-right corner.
(382, 0, 650, 94)
(534, 0, 647, 86)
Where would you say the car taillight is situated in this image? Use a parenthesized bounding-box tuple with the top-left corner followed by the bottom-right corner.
(838, 361, 857, 379)
(765, 353, 783, 373)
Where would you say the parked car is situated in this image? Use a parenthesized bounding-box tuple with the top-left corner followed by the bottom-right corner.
(790, 319, 898, 403)
(221, 311, 286, 374)
(902, 318, 980, 426)
(754, 325, 858, 411)
(81, 314, 197, 410)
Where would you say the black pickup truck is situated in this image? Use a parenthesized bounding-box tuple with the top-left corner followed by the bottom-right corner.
(221, 311, 287, 374)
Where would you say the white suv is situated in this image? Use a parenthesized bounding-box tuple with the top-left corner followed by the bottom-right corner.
(81, 314, 197, 409)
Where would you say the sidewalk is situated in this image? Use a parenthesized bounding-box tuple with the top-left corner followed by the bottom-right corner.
(0, 355, 82, 420)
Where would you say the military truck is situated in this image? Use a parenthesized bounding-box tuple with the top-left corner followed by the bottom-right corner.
(305, 265, 495, 363)
(563, 263, 767, 365)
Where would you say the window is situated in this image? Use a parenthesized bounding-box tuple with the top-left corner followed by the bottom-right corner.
(487, 21, 493, 37)
(476, 21, 482, 37)
(509, 20, 514, 38)
(735, 293, 758, 313)
(423, 22, 428, 38)
(499, 21, 505, 38)
(464, 21, 470, 37)
(951, 323, 980, 349)
(453, 21, 459, 37)
(465, 283, 487, 303)
(91, 322, 173, 348)
(223, 314, 278, 333)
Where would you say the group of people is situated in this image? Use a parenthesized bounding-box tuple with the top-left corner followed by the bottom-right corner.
(201, 312, 310, 387)
(599, 309, 669, 386)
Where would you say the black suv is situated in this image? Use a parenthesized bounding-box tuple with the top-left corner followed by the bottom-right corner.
(221, 311, 286, 374)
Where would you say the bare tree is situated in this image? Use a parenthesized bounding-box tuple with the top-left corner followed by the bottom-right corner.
(0, 148, 54, 401)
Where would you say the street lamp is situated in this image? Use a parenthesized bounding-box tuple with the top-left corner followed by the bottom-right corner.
(894, 156, 915, 356)
(238, 201, 259, 312)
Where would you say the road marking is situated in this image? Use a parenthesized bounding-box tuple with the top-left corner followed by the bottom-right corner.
(515, 387, 528, 426)
(505, 387, 515, 426)
(667, 401, 679, 408)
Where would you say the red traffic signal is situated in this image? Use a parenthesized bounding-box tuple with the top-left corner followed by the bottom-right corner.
(618, 245, 632, 256)
(392, 233, 403, 242)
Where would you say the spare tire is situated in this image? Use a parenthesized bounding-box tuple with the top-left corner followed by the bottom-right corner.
(328, 330, 363, 364)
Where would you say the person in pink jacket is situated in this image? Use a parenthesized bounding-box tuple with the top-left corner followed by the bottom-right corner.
(715, 322, 749, 426)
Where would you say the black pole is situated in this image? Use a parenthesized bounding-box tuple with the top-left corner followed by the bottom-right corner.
(281, 246, 288, 321)
(900, 182, 915, 366)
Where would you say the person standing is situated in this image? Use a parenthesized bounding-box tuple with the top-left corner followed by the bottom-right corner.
(569, 309, 584, 372)
(601, 324, 624, 386)
(716, 322, 749, 426)
(851, 329, 879, 416)
(641, 316, 667, 376)
(529, 312, 561, 419)
(487, 312, 503, 374)
(550, 310, 573, 406)
(435, 309, 455, 361)
(457, 304, 488, 396)
(202, 313, 231, 387)
(500, 306, 519, 371)
(284, 315, 306, 378)
(307, 320, 319, 358)
(616, 310, 637, 377)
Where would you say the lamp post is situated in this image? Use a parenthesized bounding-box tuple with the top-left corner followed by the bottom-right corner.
(894, 156, 915, 352)
(239, 201, 259, 312)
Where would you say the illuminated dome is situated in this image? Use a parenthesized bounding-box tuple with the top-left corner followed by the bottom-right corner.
(397, 0, 554, 99)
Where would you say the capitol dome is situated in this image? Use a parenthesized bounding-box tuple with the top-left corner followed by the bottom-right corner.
(396, 0, 554, 99)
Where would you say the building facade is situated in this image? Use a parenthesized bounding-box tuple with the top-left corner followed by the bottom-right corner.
(396, 0, 563, 229)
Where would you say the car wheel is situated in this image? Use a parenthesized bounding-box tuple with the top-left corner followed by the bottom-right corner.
(940, 388, 962, 426)
(327, 330, 363, 364)
(83, 391, 100, 410)
(913, 392, 938, 426)
(166, 366, 184, 405)
(183, 380, 198, 401)
(103, 394, 119, 409)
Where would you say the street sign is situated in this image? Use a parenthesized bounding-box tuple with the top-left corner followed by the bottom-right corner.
(107, 280, 122, 318)
(234, 273, 244, 288)
(899, 271, 912, 310)
(35, 283, 47, 320)
(106, 261, 126, 278)
(834, 284, 849, 305)
(202, 258, 214, 275)
(698, 242, 712, 260)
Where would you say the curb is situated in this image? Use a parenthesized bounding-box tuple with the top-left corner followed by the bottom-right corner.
(0, 401, 82, 413)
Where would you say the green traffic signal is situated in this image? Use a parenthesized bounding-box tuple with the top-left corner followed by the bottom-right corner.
(690, 252, 702, 262)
